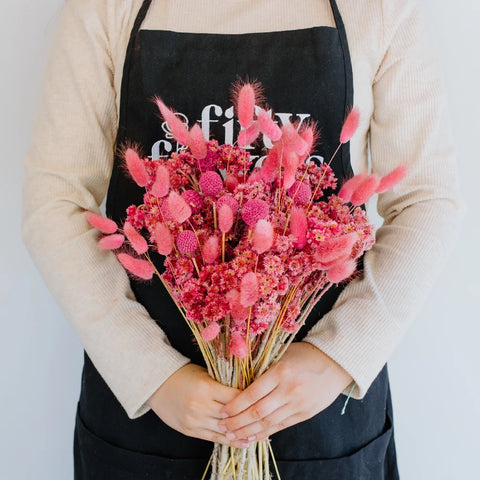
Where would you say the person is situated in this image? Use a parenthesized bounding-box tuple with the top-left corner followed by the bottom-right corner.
(22, 0, 461, 478)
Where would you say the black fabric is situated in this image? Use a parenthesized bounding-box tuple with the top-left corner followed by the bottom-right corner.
(74, 0, 400, 478)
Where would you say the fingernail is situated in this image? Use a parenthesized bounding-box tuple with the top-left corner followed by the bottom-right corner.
(247, 435, 256, 442)
(226, 432, 236, 440)
(218, 425, 227, 433)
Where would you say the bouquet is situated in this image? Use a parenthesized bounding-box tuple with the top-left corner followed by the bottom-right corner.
(87, 81, 407, 479)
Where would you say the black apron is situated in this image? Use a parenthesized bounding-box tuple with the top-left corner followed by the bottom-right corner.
(74, 1, 400, 478)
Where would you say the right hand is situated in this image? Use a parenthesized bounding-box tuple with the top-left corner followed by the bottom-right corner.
(147, 363, 249, 448)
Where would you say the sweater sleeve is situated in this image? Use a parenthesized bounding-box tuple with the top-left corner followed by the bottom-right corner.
(302, 0, 463, 398)
(21, 0, 190, 419)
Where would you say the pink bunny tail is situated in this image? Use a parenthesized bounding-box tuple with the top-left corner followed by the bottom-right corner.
(257, 108, 282, 141)
(238, 122, 261, 147)
(151, 165, 170, 198)
(202, 235, 220, 264)
(188, 123, 207, 160)
(236, 83, 256, 129)
(225, 174, 239, 192)
(123, 221, 148, 255)
(340, 107, 360, 144)
(218, 204, 234, 233)
(201, 322, 221, 342)
(124, 148, 150, 187)
(290, 206, 308, 250)
(314, 233, 358, 264)
(240, 271, 259, 307)
(376, 165, 408, 193)
(259, 146, 280, 183)
(338, 173, 367, 203)
(229, 333, 249, 359)
(351, 174, 381, 206)
(327, 259, 357, 283)
(86, 212, 118, 234)
(154, 223, 174, 256)
(167, 191, 192, 224)
(155, 97, 190, 145)
(117, 253, 154, 280)
(252, 219, 274, 254)
(217, 194, 239, 215)
(98, 234, 125, 250)
(283, 151, 300, 190)
(226, 289, 250, 322)
(176, 230, 198, 255)
(281, 122, 309, 156)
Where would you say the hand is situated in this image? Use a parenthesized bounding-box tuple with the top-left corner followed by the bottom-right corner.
(218, 342, 353, 443)
(147, 363, 249, 448)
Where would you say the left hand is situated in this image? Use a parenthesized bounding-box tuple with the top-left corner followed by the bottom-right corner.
(218, 342, 354, 443)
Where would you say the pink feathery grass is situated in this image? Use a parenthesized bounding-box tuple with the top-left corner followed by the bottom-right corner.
(217, 195, 239, 215)
(225, 174, 239, 192)
(117, 253, 154, 280)
(290, 206, 308, 249)
(155, 97, 190, 145)
(181, 190, 203, 214)
(236, 83, 256, 129)
(124, 148, 150, 187)
(240, 272, 259, 307)
(252, 219, 274, 254)
(151, 165, 170, 198)
(86, 212, 118, 234)
(257, 108, 282, 141)
(167, 191, 192, 224)
(340, 107, 360, 144)
(238, 122, 261, 147)
(98, 234, 125, 250)
(350, 174, 380, 206)
(124, 221, 148, 255)
(327, 259, 357, 283)
(288, 181, 312, 204)
(176, 230, 198, 255)
(202, 235, 220, 264)
(299, 124, 318, 160)
(154, 223, 173, 256)
(226, 289, 250, 322)
(201, 322, 221, 342)
(338, 173, 367, 203)
(199, 171, 223, 197)
(314, 233, 358, 264)
(218, 204, 234, 233)
(242, 198, 269, 227)
(188, 123, 207, 160)
(281, 122, 309, 156)
(283, 151, 300, 190)
(376, 165, 408, 194)
(229, 333, 249, 359)
(259, 146, 280, 183)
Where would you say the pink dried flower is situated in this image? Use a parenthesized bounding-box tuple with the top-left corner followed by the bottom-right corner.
(217, 195, 239, 215)
(376, 165, 408, 193)
(340, 107, 360, 144)
(235, 83, 256, 129)
(151, 165, 170, 197)
(242, 198, 269, 226)
(124, 221, 148, 255)
(167, 191, 192, 223)
(202, 235, 220, 264)
(124, 148, 150, 187)
(351, 174, 381, 206)
(117, 253, 154, 280)
(288, 181, 312, 204)
(327, 259, 357, 283)
(218, 204, 234, 233)
(201, 322, 221, 342)
(338, 173, 366, 203)
(155, 98, 190, 145)
(98, 234, 125, 250)
(314, 233, 358, 264)
(86, 212, 118, 234)
(281, 122, 309, 156)
(176, 230, 198, 255)
(240, 271, 259, 307)
(154, 223, 173, 256)
(290, 206, 307, 250)
(181, 190, 203, 214)
(252, 219, 274, 254)
(188, 123, 207, 160)
(229, 333, 249, 359)
(238, 122, 261, 147)
(199, 171, 223, 197)
(257, 108, 282, 141)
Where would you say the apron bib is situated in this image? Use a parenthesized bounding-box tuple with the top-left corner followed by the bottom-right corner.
(74, 1, 400, 478)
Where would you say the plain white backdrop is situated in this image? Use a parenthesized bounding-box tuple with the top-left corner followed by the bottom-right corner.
(1, 0, 479, 479)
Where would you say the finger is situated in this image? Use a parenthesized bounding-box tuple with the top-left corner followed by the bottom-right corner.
(211, 382, 242, 405)
(195, 429, 251, 449)
(219, 388, 286, 433)
(220, 370, 278, 418)
(251, 412, 306, 442)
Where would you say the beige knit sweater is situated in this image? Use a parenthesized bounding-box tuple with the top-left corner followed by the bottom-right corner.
(22, 0, 462, 420)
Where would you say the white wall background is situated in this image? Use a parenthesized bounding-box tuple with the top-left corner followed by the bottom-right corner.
(1, 0, 478, 479)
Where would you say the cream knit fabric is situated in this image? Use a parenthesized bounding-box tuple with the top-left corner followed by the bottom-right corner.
(22, 0, 462, 419)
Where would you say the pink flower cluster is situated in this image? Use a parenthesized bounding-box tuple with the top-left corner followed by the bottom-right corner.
(86, 82, 407, 360)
